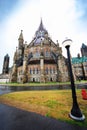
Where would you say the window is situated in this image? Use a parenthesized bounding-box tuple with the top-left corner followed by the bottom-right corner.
(53, 68, 55, 73)
(30, 68, 32, 74)
(36, 68, 39, 74)
(50, 68, 52, 74)
(33, 68, 35, 74)
(46, 67, 48, 74)
(36, 51, 40, 58)
(45, 51, 50, 57)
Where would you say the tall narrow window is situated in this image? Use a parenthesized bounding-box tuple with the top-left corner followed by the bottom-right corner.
(36, 68, 39, 74)
(46, 51, 49, 57)
(30, 68, 32, 74)
(50, 67, 52, 74)
(53, 67, 55, 73)
(35, 48, 40, 58)
(46, 67, 48, 74)
(33, 68, 35, 74)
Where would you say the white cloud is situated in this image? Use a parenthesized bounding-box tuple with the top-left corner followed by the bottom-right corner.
(0, 0, 87, 73)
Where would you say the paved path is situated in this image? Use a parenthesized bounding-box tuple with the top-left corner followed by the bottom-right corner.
(0, 104, 86, 130)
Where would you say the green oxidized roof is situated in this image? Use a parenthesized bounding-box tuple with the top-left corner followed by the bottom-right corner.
(72, 56, 87, 64)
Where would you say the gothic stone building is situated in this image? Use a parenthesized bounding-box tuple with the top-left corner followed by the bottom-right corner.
(72, 49, 87, 80)
(2, 21, 87, 83)
(9, 20, 70, 83)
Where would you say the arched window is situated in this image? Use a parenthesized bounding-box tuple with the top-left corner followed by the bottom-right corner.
(46, 51, 49, 57)
(35, 49, 40, 58)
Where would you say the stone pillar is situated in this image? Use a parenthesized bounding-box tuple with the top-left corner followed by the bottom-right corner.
(57, 56, 62, 82)
(22, 56, 27, 83)
(11, 63, 17, 82)
(40, 56, 45, 83)
(40, 41, 45, 83)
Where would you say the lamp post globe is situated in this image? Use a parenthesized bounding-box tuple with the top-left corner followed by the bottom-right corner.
(62, 38, 85, 121)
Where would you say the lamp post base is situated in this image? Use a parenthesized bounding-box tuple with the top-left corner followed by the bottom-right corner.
(69, 113, 85, 121)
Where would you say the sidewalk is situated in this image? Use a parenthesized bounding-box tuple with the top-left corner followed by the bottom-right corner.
(0, 104, 86, 130)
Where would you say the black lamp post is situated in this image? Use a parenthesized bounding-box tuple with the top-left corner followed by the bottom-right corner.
(62, 38, 85, 121)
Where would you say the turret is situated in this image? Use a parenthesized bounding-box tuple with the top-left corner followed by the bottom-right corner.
(18, 30, 24, 49)
(17, 30, 24, 66)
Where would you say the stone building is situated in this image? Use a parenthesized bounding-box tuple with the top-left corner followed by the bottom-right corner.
(72, 54, 87, 80)
(10, 20, 70, 83)
(72, 44, 87, 80)
(1, 20, 87, 83)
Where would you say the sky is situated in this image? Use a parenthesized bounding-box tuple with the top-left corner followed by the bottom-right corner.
(0, 0, 87, 73)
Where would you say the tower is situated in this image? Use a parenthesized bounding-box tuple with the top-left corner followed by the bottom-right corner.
(81, 43, 87, 57)
(15, 30, 24, 67)
(2, 54, 9, 74)
(11, 30, 24, 82)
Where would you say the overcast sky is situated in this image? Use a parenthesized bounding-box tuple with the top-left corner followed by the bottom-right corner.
(0, 0, 87, 73)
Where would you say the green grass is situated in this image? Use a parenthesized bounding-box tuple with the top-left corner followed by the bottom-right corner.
(0, 82, 70, 86)
(0, 80, 87, 87)
(0, 89, 87, 127)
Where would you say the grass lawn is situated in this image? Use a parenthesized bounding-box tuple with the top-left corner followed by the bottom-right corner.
(0, 82, 71, 86)
(0, 80, 87, 86)
(0, 89, 87, 127)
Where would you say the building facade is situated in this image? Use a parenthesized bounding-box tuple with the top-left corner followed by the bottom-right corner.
(10, 20, 70, 83)
(72, 44, 87, 80)
(2, 20, 87, 83)
(72, 55, 87, 80)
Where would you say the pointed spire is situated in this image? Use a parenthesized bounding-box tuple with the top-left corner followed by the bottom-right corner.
(35, 19, 48, 37)
(18, 30, 24, 40)
(38, 18, 44, 31)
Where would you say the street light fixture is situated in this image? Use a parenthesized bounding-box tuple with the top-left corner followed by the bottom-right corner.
(62, 38, 85, 121)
